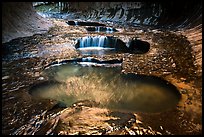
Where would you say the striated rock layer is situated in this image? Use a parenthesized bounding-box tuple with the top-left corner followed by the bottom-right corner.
(3, 2, 200, 73)
(65, 1, 202, 75)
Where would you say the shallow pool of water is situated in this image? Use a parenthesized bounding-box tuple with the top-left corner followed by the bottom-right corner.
(30, 61, 181, 113)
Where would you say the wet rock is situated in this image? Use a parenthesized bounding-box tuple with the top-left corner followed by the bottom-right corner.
(172, 63, 176, 67)
(34, 72, 40, 77)
(2, 76, 10, 80)
(38, 77, 45, 80)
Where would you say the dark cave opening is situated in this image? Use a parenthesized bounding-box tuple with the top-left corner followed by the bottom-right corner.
(128, 39, 150, 54)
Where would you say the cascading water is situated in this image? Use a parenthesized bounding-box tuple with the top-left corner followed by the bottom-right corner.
(74, 21, 78, 26)
(98, 36, 106, 47)
(76, 36, 129, 55)
(92, 36, 99, 46)
(86, 26, 117, 33)
(78, 36, 112, 49)
(96, 26, 100, 32)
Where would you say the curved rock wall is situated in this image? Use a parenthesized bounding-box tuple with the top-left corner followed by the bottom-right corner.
(2, 2, 53, 43)
(67, 2, 162, 26)
(2, 2, 202, 74)
(66, 1, 202, 28)
(66, 1, 202, 75)
(157, 1, 202, 29)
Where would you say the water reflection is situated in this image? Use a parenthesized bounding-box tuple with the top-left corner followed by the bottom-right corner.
(30, 61, 181, 113)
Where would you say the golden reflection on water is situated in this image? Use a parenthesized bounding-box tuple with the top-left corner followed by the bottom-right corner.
(30, 63, 181, 113)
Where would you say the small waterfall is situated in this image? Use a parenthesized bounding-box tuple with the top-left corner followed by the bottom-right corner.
(93, 36, 99, 47)
(74, 21, 78, 26)
(79, 36, 110, 48)
(76, 36, 128, 55)
(82, 57, 92, 62)
(80, 37, 87, 48)
(98, 36, 105, 47)
(86, 27, 117, 33)
(87, 36, 91, 47)
(96, 27, 100, 32)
